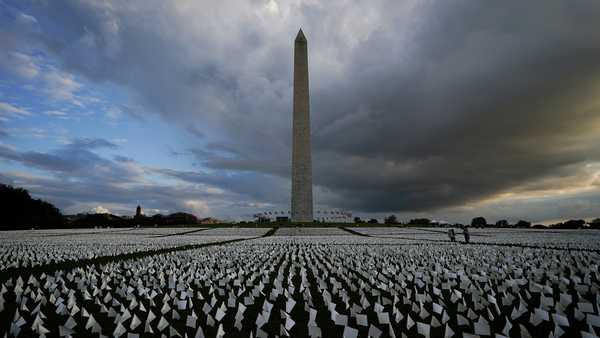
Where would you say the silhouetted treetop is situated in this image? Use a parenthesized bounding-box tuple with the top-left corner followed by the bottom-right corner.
(0, 183, 64, 229)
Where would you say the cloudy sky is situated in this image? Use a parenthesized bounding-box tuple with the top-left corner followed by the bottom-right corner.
(1, 0, 600, 223)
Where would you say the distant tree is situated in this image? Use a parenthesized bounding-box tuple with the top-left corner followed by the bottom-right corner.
(514, 220, 531, 228)
(566, 219, 585, 229)
(384, 215, 398, 224)
(69, 211, 203, 228)
(590, 218, 600, 229)
(408, 218, 431, 226)
(495, 219, 509, 227)
(132, 214, 151, 226)
(532, 224, 546, 229)
(354, 217, 363, 224)
(163, 212, 198, 225)
(553, 219, 585, 229)
(471, 217, 487, 228)
(72, 213, 126, 228)
(368, 218, 379, 224)
(256, 215, 271, 223)
(0, 184, 64, 229)
(152, 214, 164, 223)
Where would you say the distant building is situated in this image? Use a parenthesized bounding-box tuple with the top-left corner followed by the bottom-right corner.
(135, 205, 142, 218)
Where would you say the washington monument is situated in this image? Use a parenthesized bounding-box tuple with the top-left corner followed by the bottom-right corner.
(291, 29, 313, 222)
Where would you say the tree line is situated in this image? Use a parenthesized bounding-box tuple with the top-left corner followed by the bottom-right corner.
(2, 183, 599, 230)
(0, 184, 64, 229)
(357, 215, 600, 229)
(0, 184, 205, 229)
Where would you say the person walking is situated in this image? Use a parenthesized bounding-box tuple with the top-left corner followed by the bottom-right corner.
(463, 227, 470, 244)
(448, 229, 456, 242)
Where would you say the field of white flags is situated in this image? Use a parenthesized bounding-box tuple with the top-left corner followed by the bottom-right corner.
(0, 227, 270, 270)
(1, 227, 599, 337)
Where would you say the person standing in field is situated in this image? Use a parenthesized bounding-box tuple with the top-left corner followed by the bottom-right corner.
(463, 227, 470, 244)
(448, 229, 456, 242)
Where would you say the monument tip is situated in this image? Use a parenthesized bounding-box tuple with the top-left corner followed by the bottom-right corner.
(295, 29, 306, 43)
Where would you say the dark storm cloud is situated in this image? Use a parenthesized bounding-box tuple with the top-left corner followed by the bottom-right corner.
(310, 1, 600, 211)
(3, 0, 600, 217)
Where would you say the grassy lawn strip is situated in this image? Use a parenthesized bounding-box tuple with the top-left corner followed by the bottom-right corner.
(150, 227, 210, 238)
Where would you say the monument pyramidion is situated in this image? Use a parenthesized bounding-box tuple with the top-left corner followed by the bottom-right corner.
(291, 29, 313, 222)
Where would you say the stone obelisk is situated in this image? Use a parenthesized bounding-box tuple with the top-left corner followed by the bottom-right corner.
(291, 29, 313, 222)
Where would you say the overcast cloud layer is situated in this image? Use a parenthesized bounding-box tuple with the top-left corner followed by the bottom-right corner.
(1, 0, 600, 223)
